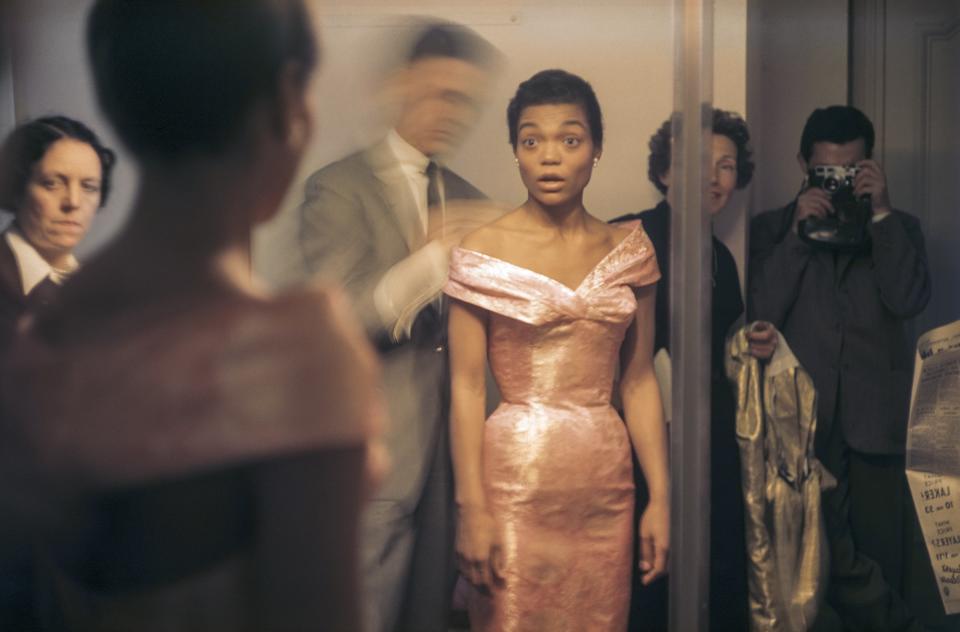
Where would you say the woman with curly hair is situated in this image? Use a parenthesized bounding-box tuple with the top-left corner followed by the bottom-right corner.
(611, 109, 758, 631)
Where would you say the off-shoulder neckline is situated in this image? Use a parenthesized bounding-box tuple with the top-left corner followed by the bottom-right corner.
(452, 225, 643, 294)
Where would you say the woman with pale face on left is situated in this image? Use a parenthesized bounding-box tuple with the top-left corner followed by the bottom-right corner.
(0, 115, 114, 352)
(444, 69, 668, 630)
(0, 115, 114, 627)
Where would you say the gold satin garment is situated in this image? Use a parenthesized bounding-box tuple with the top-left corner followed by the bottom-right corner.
(726, 326, 836, 632)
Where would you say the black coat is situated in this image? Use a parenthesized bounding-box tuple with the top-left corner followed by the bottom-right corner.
(0, 234, 26, 348)
(612, 202, 749, 631)
(747, 205, 931, 455)
(0, 232, 60, 355)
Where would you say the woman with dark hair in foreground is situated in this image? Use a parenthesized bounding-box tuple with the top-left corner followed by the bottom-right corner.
(0, 1, 382, 630)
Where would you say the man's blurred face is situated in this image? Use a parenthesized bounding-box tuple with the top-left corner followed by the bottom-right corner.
(395, 56, 489, 158)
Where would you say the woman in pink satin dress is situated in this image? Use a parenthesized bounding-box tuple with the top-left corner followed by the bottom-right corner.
(445, 70, 670, 631)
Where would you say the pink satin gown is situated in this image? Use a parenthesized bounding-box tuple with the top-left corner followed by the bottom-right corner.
(444, 226, 660, 631)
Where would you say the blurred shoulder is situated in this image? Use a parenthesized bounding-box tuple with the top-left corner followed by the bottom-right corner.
(268, 283, 376, 373)
(303, 149, 374, 194)
(244, 284, 383, 444)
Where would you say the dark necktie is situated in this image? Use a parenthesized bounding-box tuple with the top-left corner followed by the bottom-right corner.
(426, 161, 443, 210)
(424, 161, 447, 342)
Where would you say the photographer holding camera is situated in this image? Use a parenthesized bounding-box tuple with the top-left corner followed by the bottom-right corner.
(748, 105, 933, 631)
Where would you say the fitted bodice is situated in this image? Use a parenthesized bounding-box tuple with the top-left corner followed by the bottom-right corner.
(445, 226, 660, 407)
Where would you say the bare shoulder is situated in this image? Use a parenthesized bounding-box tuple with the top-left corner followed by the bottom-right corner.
(607, 220, 636, 245)
(586, 215, 634, 249)
(459, 207, 526, 257)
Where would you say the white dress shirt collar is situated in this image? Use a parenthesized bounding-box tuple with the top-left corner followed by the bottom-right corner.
(5, 226, 79, 295)
(385, 130, 433, 232)
(385, 129, 430, 174)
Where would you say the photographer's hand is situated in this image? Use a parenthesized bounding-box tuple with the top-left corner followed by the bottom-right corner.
(855, 159, 892, 217)
(793, 186, 832, 233)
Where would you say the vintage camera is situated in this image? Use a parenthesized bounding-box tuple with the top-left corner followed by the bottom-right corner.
(798, 165, 872, 251)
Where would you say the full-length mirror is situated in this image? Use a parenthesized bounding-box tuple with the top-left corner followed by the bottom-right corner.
(0, 0, 957, 630)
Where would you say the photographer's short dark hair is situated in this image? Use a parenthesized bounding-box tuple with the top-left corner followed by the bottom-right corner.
(647, 109, 754, 195)
(87, 0, 318, 163)
(799, 105, 875, 162)
(507, 69, 603, 150)
(408, 22, 497, 68)
(0, 115, 116, 212)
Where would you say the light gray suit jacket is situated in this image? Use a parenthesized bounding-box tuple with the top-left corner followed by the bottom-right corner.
(297, 138, 483, 632)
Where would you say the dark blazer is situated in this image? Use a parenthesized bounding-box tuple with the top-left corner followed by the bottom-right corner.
(0, 232, 60, 355)
(613, 202, 750, 631)
(0, 233, 26, 347)
(747, 204, 931, 455)
(0, 231, 59, 628)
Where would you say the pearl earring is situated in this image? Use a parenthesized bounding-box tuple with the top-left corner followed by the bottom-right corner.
(514, 157, 519, 166)
(593, 157, 599, 168)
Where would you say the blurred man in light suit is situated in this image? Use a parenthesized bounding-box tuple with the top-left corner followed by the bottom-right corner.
(297, 22, 500, 632)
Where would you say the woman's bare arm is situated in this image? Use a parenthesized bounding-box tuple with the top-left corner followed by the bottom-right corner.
(619, 284, 670, 584)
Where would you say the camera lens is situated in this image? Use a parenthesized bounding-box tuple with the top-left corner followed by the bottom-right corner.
(823, 176, 840, 193)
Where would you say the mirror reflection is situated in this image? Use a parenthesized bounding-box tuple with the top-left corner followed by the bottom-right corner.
(0, 1, 956, 631)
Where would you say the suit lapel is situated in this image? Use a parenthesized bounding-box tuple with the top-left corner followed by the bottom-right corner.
(779, 203, 856, 287)
(364, 141, 423, 253)
(0, 233, 26, 307)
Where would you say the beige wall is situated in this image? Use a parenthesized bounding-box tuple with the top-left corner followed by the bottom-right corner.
(256, 0, 751, 283)
(0, 0, 693, 266)
(255, 0, 681, 281)
(713, 0, 749, 289)
(0, 5, 14, 138)
(2, 0, 136, 253)
(746, 0, 849, 217)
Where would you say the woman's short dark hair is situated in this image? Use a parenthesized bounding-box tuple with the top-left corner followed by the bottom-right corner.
(0, 115, 116, 212)
(647, 109, 755, 195)
(87, 0, 318, 163)
(506, 69, 603, 150)
(799, 105, 874, 162)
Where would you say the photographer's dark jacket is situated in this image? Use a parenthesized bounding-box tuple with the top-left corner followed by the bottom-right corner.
(747, 204, 930, 456)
